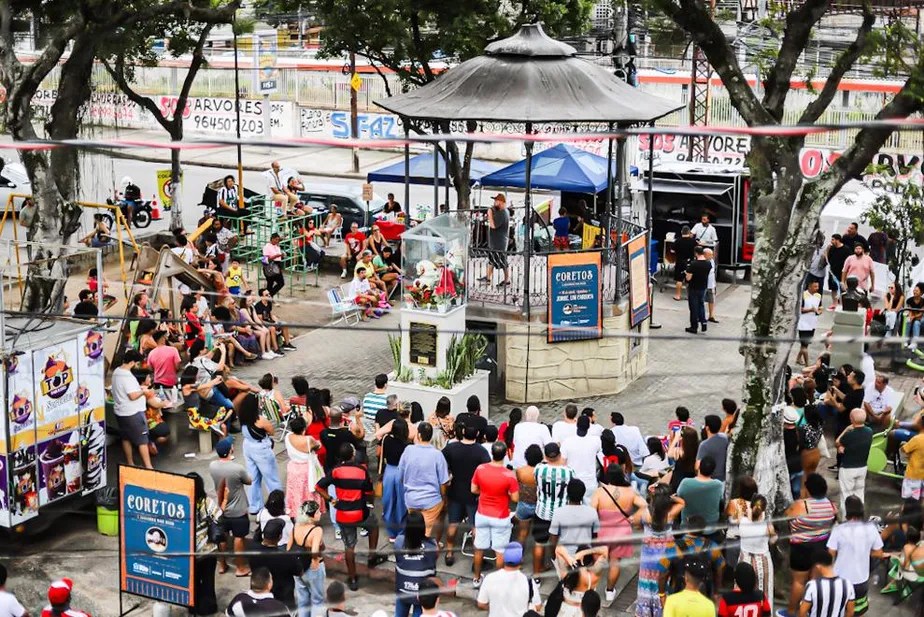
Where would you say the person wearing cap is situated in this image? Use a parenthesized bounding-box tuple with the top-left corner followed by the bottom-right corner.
(245, 518, 299, 604)
(531, 441, 575, 586)
(471, 441, 519, 588)
(209, 436, 253, 576)
(511, 406, 551, 468)
(783, 406, 804, 499)
(661, 555, 716, 617)
(478, 193, 510, 286)
(561, 416, 603, 501)
(0, 564, 28, 617)
(225, 567, 290, 617)
(41, 578, 90, 617)
(476, 541, 541, 616)
(111, 349, 154, 469)
(672, 225, 697, 301)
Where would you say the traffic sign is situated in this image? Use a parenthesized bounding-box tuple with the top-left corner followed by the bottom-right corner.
(361, 183, 373, 202)
(350, 73, 362, 92)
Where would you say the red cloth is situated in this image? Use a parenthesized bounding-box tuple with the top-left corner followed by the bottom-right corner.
(377, 220, 406, 242)
(472, 463, 518, 518)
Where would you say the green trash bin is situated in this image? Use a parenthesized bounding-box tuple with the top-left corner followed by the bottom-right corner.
(97, 506, 119, 536)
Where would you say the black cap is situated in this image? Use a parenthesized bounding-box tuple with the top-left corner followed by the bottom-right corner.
(262, 518, 285, 541)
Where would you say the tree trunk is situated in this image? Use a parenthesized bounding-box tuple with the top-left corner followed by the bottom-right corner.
(169, 145, 183, 231)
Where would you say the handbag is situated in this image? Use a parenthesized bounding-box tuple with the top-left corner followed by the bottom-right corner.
(263, 260, 281, 278)
(373, 436, 386, 498)
(206, 512, 225, 544)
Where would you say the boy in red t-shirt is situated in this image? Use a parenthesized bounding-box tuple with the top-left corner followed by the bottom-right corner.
(718, 562, 771, 617)
(470, 441, 519, 587)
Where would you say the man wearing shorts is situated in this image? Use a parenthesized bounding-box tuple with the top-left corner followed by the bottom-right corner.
(479, 194, 510, 286)
(531, 443, 574, 587)
(900, 414, 924, 500)
(672, 226, 697, 301)
(471, 441, 519, 588)
(399, 423, 449, 539)
(110, 349, 153, 469)
(209, 436, 252, 576)
(316, 443, 387, 591)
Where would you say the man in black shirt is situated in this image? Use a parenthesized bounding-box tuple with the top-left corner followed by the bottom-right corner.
(245, 520, 299, 605)
(823, 369, 865, 470)
(672, 226, 698, 301)
(225, 567, 291, 617)
(373, 394, 400, 432)
(320, 407, 364, 473)
(73, 289, 98, 318)
(441, 424, 490, 565)
(825, 234, 851, 306)
(685, 246, 713, 335)
(840, 222, 868, 253)
(455, 394, 489, 442)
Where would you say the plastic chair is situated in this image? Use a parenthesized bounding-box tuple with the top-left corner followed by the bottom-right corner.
(327, 287, 360, 325)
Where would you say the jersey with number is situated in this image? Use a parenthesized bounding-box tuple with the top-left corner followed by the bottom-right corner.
(533, 463, 574, 521)
(718, 590, 771, 617)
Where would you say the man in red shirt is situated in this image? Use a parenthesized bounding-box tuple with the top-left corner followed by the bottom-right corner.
(145, 330, 181, 389)
(717, 563, 771, 617)
(470, 441, 519, 588)
(41, 578, 92, 617)
(340, 222, 367, 279)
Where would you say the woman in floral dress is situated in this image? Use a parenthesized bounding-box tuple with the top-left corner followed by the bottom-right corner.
(636, 485, 685, 617)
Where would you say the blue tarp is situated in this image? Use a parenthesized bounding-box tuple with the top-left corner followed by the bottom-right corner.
(480, 144, 619, 193)
(366, 153, 501, 186)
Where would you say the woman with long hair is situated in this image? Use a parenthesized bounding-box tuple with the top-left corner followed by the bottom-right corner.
(666, 426, 700, 493)
(285, 415, 324, 519)
(188, 471, 221, 615)
(257, 489, 294, 546)
(394, 511, 438, 617)
(799, 404, 825, 496)
(381, 418, 410, 541)
(737, 494, 776, 611)
(546, 546, 607, 617)
(427, 396, 454, 449)
(288, 500, 326, 617)
(885, 281, 905, 334)
(592, 465, 648, 603)
(514, 443, 542, 545)
(725, 475, 759, 567)
(499, 407, 522, 458)
(238, 393, 282, 514)
(304, 387, 329, 466)
(409, 401, 424, 424)
(239, 293, 276, 358)
(635, 485, 685, 617)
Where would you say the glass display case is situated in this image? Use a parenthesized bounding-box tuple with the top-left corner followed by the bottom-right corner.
(401, 213, 469, 310)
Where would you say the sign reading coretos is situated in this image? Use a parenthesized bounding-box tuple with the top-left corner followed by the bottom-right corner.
(119, 466, 195, 608)
(627, 234, 651, 327)
(547, 252, 603, 343)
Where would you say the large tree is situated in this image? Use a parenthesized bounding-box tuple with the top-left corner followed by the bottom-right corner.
(256, 0, 594, 208)
(0, 0, 237, 310)
(649, 0, 924, 508)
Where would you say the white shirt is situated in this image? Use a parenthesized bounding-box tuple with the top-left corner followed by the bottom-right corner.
(691, 222, 718, 246)
(349, 277, 371, 297)
(476, 568, 541, 617)
(267, 170, 285, 194)
(586, 422, 605, 438)
(608, 425, 648, 466)
(640, 453, 670, 476)
(171, 245, 196, 265)
(111, 366, 146, 417)
(827, 521, 883, 584)
(864, 384, 896, 416)
(738, 516, 771, 555)
(0, 590, 26, 617)
(798, 291, 822, 331)
(551, 420, 577, 443)
(511, 422, 551, 468)
(560, 434, 602, 485)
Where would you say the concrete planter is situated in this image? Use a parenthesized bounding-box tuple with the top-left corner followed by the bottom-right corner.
(388, 369, 491, 421)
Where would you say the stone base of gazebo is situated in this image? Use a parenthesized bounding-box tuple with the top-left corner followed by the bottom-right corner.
(500, 301, 648, 403)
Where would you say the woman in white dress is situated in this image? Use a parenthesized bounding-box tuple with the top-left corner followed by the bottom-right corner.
(737, 494, 778, 610)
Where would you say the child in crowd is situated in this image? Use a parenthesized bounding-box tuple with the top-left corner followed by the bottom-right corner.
(666, 406, 695, 456)
(87, 267, 117, 309)
(226, 259, 246, 296)
(552, 207, 571, 251)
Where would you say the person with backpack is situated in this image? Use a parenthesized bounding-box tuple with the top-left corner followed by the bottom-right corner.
(476, 542, 542, 617)
(288, 500, 326, 617)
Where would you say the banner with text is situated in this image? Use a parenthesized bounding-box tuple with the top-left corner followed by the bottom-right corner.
(547, 252, 603, 343)
(120, 466, 195, 608)
(627, 234, 651, 327)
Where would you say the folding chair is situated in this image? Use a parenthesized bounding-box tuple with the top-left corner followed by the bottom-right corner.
(327, 287, 361, 325)
(278, 403, 306, 443)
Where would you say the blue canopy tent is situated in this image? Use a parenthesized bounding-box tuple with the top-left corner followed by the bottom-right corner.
(367, 153, 502, 186)
(480, 144, 621, 193)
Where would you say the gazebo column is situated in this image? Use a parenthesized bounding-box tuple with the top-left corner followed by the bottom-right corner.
(444, 140, 451, 209)
(433, 142, 440, 213)
(402, 119, 410, 220)
(614, 132, 627, 302)
(523, 121, 534, 319)
(604, 122, 614, 252)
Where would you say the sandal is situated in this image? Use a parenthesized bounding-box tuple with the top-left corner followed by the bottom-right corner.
(445, 552, 455, 566)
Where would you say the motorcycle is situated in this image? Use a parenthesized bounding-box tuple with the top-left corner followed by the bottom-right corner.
(103, 193, 153, 230)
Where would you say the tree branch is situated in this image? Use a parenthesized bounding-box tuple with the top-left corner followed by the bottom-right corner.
(408, 9, 435, 83)
(174, 24, 214, 140)
(101, 58, 174, 134)
(799, 9, 875, 124)
(761, 0, 831, 118)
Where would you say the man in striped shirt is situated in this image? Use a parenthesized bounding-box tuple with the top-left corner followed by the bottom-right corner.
(531, 442, 574, 587)
(362, 373, 389, 469)
(798, 548, 855, 617)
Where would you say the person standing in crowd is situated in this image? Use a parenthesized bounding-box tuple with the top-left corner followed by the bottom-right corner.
(443, 425, 490, 566)
(262, 232, 286, 296)
(827, 496, 885, 616)
(476, 541, 542, 617)
(784, 407, 805, 498)
(677, 455, 723, 540)
(188, 472, 221, 616)
(796, 549, 855, 617)
(825, 234, 851, 309)
(867, 227, 888, 264)
(111, 349, 154, 469)
(146, 329, 181, 390)
(456, 395, 489, 442)
(796, 279, 823, 366)
(237, 393, 282, 515)
(551, 479, 600, 573)
(737, 495, 776, 611)
(685, 246, 712, 335)
(225, 567, 289, 617)
(289, 500, 326, 617)
(906, 283, 924, 349)
(841, 222, 868, 253)
(561, 416, 603, 501)
(841, 242, 875, 293)
(718, 563, 772, 617)
(245, 519, 299, 605)
(592, 465, 648, 603)
(703, 247, 719, 324)
(823, 369, 865, 472)
(636, 486, 684, 617)
(512, 406, 552, 468)
(672, 226, 697, 301)
(662, 556, 715, 617)
(418, 578, 457, 617)
(316, 443, 387, 591)
(480, 193, 511, 286)
(514, 444, 542, 545)
(691, 212, 718, 247)
(209, 436, 252, 576)
(0, 564, 27, 617)
(471, 441, 519, 587)
(380, 417, 410, 542)
(607, 412, 648, 467)
(284, 416, 324, 519)
(340, 222, 367, 279)
(532, 443, 575, 587)
(780, 473, 838, 617)
(399, 423, 450, 541)
(697, 414, 729, 482)
(41, 579, 91, 617)
(361, 373, 389, 465)
(835, 408, 873, 514)
(394, 511, 439, 617)
(552, 404, 579, 443)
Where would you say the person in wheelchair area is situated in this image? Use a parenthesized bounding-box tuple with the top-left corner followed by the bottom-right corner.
(120, 176, 143, 227)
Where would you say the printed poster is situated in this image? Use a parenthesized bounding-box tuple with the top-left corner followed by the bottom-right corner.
(120, 467, 196, 608)
(627, 233, 651, 327)
(547, 252, 603, 343)
(5, 354, 39, 526)
(33, 340, 80, 506)
(78, 328, 108, 495)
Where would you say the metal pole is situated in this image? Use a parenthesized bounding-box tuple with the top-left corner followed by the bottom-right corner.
(433, 144, 439, 215)
(646, 122, 655, 231)
(523, 122, 533, 319)
(96, 249, 104, 321)
(232, 13, 245, 212)
(0, 268, 5, 355)
(350, 50, 359, 173)
(444, 141, 450, 210)
(615, 133, 627, 302)
(403, 121, 411, 220)
(605, 122, 614, 242)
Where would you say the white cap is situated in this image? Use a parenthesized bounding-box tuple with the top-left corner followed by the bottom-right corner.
(120, 176, 133, 186)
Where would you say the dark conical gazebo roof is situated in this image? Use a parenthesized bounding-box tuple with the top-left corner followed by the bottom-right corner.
(375, 23, 683, 124)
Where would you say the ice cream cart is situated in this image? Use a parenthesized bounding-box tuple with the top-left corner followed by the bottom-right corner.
(1, 319, 108, 531)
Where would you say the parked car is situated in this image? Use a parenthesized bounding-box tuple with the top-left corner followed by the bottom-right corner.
(0, 161, 32, 212)
(297, 183, 386, 236)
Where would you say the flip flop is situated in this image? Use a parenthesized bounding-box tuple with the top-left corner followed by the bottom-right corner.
(234, 570, 251, 577)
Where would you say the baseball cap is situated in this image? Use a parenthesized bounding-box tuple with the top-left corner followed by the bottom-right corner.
(340, 397, 360, 412)
(544, 442, 561, 459)
(503, 541, 524, 565)
(577, 415, 591, 437)
(215, 436, 234, 457)
(263, 518, 286, 541)
(48, 578, 73, 605)
(491, 193, 506, 202)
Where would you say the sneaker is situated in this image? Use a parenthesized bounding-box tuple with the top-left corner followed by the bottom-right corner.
(532, 577, 542, 589)
(282, 343, 297, 351)
(605, 587, 616, 603)
(263, 351, 278, 359)
(359, 527, 369, 537)
(701, 323, 708, 332)
(776, 610, 796, 617)
(341, 269, 347, 278)
(472, 576, 483, 589)
(335, 529, 342, 540)
(684, 327, 698, 334)
(347, 576, 359, 591)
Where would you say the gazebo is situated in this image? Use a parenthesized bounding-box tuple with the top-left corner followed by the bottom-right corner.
(375, 23, 682, 316)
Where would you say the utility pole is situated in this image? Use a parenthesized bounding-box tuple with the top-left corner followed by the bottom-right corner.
(687, 0, 717, 162)
(232, 12, 244, 212)
(350, 50, 359, 173)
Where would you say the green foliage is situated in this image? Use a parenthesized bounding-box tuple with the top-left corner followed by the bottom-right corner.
(445, 333, 488, 385)
(863, 19, 922, 87)
(860, 167, 924, 287)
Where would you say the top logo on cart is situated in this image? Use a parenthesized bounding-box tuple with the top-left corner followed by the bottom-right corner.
(40, 355, 73, 399)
